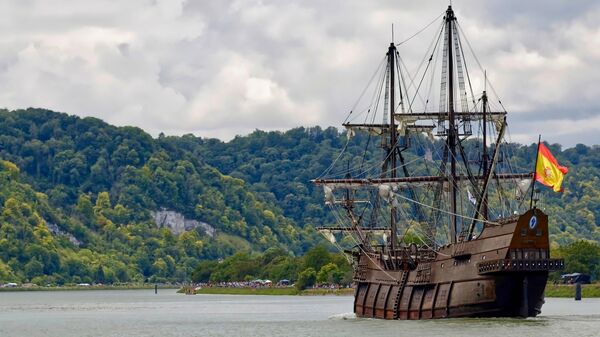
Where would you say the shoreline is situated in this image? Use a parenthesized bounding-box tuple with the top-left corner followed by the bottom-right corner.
(184, 284, 600, 298)
(0, 284, 179, 292)
(2, 284, 598, 298)
(181, 287, 355, 296)
(544, 284, 600, 297)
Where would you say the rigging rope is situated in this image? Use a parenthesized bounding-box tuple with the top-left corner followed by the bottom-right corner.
(395, 11, 445, 46)
(328, 204, 401, 281)
(343, 57, 387, 124)
(406, 22, 444, 110)
(456, 22, 507, 113)
(393, 191, 501, 226)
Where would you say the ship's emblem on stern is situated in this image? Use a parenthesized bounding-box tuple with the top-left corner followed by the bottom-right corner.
(529, 215, 538, 229)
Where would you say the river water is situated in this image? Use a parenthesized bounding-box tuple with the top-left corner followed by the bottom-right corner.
(0, 289, 599, 337)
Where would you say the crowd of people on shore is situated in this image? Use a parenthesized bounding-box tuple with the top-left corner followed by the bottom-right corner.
(194, 280, 277, 289)
(192, 280, 351, 290)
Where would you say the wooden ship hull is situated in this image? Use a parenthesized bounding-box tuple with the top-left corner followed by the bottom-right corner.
(353, 209, 563, 319)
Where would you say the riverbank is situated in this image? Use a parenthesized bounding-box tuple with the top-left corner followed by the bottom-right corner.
(184, 287, 355, 296)
(544, 284, 600, 297)
(191, 287, 299, 295)
(186, 284, 600, 297)
(3, 283, 598, 298)
(0, 284, 178, 292)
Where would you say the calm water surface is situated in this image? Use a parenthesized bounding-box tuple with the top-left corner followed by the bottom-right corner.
(1, 289, 600, 337)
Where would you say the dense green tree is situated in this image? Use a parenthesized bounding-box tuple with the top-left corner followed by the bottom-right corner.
(24, 258, 43, 280)
(302, 245, 331, 272)
(95, 265, 106, 284)
(191, 260, 219, 283)
(554, 241, 600, 280)
(0, 260, 16, 281)
(296, 268, 317, 290)
(316, 263, 342, 284)
(76, 194, 94, 220)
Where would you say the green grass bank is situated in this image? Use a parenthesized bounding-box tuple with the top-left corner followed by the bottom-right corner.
(0, 284, 178, 292)
(544, 284, 600, 297)
(185, 285, 600, 297)
(183, 287, 355, 296)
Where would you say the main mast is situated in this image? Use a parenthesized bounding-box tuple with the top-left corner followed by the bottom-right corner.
(446, 6, 458, 243)
(387, 42, 398, 258)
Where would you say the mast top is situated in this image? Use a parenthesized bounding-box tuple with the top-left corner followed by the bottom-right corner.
(446, 5, 455, 20)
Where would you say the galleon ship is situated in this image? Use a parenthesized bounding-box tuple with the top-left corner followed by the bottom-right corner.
(312, 6, 565, 319)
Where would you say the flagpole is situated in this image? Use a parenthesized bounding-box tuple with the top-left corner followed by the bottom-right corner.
(529, 135, 541, 209)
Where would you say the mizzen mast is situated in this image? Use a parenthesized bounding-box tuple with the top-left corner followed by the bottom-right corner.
(481, 87, 489, 221)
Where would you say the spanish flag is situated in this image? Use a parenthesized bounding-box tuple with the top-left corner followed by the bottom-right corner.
(535, 143, 568, 192)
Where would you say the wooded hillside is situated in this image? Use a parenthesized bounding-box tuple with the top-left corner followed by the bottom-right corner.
(1, 108, 598, 284)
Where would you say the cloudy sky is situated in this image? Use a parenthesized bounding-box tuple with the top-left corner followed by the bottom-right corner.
(0, 0, 599, 147)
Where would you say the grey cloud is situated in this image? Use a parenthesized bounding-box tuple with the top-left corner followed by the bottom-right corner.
(0, 0, 598, 146)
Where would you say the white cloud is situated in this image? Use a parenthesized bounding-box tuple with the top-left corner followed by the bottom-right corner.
(0, 0, 598, 146)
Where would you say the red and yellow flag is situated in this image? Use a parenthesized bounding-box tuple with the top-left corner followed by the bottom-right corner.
(535, 143, 568, 192)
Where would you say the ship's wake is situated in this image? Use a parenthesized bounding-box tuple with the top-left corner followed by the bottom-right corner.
(328, 312, 357, 320)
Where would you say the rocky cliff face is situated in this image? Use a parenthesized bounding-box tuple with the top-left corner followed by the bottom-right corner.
(152, 209, 216, 236)
(46, 222, 81, 246)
